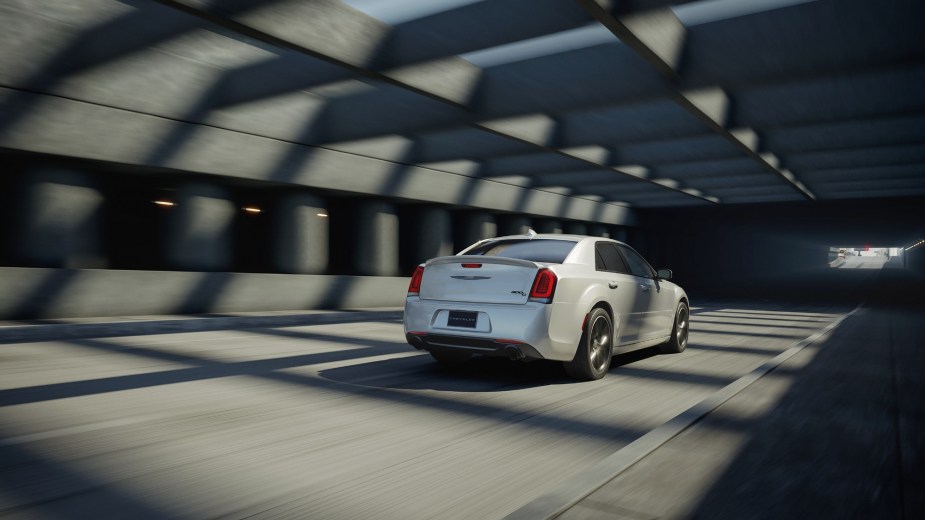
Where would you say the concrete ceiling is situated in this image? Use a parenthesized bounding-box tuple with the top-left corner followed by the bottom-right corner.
(1, 0, 923, 208)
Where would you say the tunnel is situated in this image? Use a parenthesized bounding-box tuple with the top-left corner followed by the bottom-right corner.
(0, 1, 923, 518)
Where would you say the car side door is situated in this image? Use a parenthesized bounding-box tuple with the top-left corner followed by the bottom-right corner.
(594, 242, 638, 345)
(616, 245, 669, 341)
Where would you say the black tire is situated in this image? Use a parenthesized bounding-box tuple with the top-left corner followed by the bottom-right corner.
(429, 350, 471, 364)
(660, 301, 689, 354)
(564, 308, 613, 380)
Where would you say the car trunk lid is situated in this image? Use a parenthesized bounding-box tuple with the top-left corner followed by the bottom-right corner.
(419, 255, 539, 304)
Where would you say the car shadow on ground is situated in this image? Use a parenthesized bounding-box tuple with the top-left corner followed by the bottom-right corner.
(318, 346, 664, 392)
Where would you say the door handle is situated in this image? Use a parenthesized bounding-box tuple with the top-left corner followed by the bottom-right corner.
(608, 282, 619, 289)
(639, 284, 650, 292)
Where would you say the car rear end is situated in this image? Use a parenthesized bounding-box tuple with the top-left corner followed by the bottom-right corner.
(403, 237, 587, 362)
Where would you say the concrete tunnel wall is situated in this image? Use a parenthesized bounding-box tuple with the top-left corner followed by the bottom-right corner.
(636, 198, 925, 298)
(3, 152, 923, 319)
(905, 243, 925, 276)
(0, 268, 408, 320)
(0, 154, 637, 319)
(643, 225, 828, 294)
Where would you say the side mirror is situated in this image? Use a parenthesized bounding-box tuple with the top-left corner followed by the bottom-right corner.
(656, 268, 672, 280)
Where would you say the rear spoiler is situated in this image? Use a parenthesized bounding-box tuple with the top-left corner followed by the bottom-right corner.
(425, 255, 538, 269)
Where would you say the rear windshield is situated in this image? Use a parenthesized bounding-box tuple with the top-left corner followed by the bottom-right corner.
(463, 239, 577, 264)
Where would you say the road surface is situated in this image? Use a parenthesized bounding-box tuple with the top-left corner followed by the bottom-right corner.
(0, 301, 859, 519)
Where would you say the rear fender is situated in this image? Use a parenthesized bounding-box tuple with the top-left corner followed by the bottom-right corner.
(576, 283, 619, 335)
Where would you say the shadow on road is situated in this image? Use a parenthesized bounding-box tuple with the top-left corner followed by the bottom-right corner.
(319, 345, 666, 392)
(320, 356, 568, 392)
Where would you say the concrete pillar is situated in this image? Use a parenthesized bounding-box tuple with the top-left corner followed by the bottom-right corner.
(563, 222, 588, 235)
(454, 211, 497, 249)
(587, 224, 609, 238)
(534, 219, 563, 234)
(404, 206, 453, 266)
(272, 193, 329, 274)
(497, 215, 532, 236)
(353, 202, 399, 276)
(14, 168, 105, 268)
(164, 183, 235, 271)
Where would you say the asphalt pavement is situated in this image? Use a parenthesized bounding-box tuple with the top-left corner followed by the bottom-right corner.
(0, 268, 921, 519)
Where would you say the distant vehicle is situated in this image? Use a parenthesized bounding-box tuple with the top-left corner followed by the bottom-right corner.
(838, 248, 846, 258)
(403, 233, 690, 380)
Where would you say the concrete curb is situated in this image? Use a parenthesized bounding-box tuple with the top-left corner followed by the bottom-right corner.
(0, 310, 404, 344)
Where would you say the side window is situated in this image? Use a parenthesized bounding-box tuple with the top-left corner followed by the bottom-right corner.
(618, 246, 656, 279)
(595, 242, 629, 274)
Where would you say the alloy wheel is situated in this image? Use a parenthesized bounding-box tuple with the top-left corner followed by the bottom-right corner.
(589, 315, 611, 372)
(676, 304, 689, 348)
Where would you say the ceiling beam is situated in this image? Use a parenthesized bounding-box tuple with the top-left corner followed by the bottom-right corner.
(576, 0, 814, 200)
(152, 0, 715, 205)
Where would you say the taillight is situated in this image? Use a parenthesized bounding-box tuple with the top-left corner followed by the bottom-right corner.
(529, 268, 557, 303)
(408, 265, 424, 295)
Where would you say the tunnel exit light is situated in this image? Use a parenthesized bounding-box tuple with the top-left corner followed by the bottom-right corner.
(830, 245, 901, 269)
(316, 212, 329, 218)
(153, 200, 175, 207)
(243, 206, 261, 214)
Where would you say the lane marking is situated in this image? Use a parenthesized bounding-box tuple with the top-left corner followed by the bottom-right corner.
(504, 304, 862, 520)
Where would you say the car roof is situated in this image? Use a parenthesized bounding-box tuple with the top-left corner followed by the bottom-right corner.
(485, 233, 629, 247)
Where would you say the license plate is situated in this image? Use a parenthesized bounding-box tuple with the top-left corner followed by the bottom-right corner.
(447, 311, 478, 328)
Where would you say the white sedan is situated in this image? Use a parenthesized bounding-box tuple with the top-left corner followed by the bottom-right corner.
(403, 232, 690, 380)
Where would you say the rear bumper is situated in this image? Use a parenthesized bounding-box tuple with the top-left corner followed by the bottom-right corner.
(406, 333, 544, 360)
(403, 297, 585, 361)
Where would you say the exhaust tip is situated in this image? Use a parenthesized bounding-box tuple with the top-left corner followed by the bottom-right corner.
(504, 345, 525, 361)
(406, 334, 426, 349)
